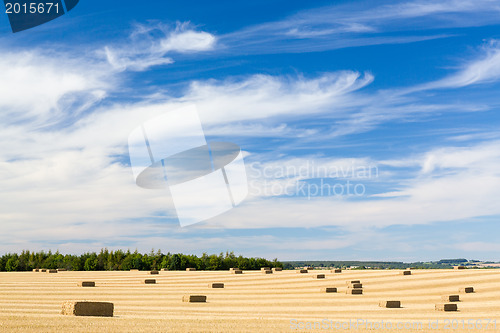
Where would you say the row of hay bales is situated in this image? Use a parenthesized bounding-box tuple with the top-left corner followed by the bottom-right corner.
(318, 278, 475, 312)
(32, 268, 63, 273)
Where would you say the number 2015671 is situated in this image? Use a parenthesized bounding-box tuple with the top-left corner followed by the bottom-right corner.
(5, 2, 60, 14)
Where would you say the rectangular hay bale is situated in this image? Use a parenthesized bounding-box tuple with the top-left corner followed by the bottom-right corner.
(78, 281, 96, 287)
(332, 269, 342, 273)
(186, 268, 196, 271)
(61, 301, 114, 317)
(379, 300, 401, 308)
(346, 280, 361, 284)
(442, 295, 460, 302)
(32, 269, 39, 272)
(314, 274, 325, 279)
(231, 269, 243, 274)
(210, 283, 224, 288)
(183, 295, 206, 303)
(435, 303, 458, 311)
(57, 268, 67, 271)
(298, 269, 308, 273)
(322, 287, 337, 293)
(150, 270, 159, 274)
(348, 283, 363, 289)
(262, 270, 273, 274)
(47, 269, 58, 273)
(401, 271, 411, 275)
(144, 279, 156, 284)
(260, 267, 270, 271)
(346, 288, 363, 295)
(459, 287, 474, 293)
(272, 267, 282, 272)
(40, 269, 47, 272)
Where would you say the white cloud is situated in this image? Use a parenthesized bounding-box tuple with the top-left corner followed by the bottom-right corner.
(0, 51, 108, 124)
(220, 0, 500, 54)
(208, 140, 500, 229)
(416, 40, 500, 90)
(159, 29, 216, 53)
(186, 72, 374, 124)
(103, 22, 216, 72)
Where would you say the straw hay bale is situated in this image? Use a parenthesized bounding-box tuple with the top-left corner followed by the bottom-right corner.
(332, 269, 342, 273)
(186, 268, 196, 271)
(231, 270, 243, 274)
(459, 287, 474, 293)
(297, 269, 308, 274)
(150, 270, 159, 274)
(346, 280, 360, 284)
(435, 303, 458, 311)
(272, 267, 282, 272)
(314, 274, 326, 279)
(47, 269, 57, 273)
(61, 301, 114, 317)
(346, 289, 363, 295)
(144, 279, 156, 284)
(210, 283, 224, 288)
(379, 300, 401, 308)
(78, 281, 95, 287)
(442, 295, 460, 302)
(401, 271, 411, 275)
(321, 287, 337, 293)
(182, 295, 206, 303)
(348, 283, 363, 289)
(262, 270, 273, 274)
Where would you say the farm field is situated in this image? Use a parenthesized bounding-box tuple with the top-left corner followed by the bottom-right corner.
(0, 269, 499, 332)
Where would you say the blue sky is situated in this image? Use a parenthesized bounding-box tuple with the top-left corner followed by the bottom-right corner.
(1, 0, 500, 261)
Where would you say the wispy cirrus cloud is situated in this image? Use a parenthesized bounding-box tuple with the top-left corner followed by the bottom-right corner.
(218, 0, 500, 54)
(414, 40, 500, 90)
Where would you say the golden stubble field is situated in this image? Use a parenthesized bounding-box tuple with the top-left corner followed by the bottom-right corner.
(0, 269, 499, 332)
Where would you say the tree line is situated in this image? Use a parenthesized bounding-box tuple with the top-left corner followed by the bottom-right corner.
(0, 249, 283, 272)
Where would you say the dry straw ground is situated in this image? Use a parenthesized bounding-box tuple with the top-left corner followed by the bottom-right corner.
(0, 269, 499, 332)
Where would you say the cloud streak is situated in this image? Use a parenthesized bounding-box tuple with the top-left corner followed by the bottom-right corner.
(219, 0, 500, 54)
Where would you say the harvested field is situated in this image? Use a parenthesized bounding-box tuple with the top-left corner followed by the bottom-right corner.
(0, 269, 499, 332)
